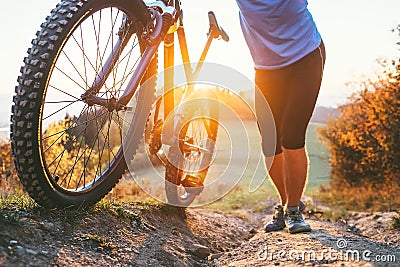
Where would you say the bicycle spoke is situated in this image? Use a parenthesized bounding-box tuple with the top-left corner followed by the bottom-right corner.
(97, 9, 120, 80)
(103, 114, 117, 161)
(46, 106, 93, 175)
(91, 11, 103, 79)
(68, 33, 99, 81)
(54, 65, 86, 92)
(42, 108, 105, 142)
(49, 84, 81, 100)
(46, 114, 94, 169)
(111, 111, 131, 130)
(106, 114, 112, 168)
(79, 24, 89, 89)
(202, 118, 213, 137)
(63, 123, 87, 188)
(60, 49, 89, 89)
(52, 149, 66, 178)
(114, 54, 141, 94)
(94, 112, 110, 180)
(59, 111, 105, 188)
(74, 115, 105, 190)
(42, 99, 80, 121)
(45, 100, 80, 104)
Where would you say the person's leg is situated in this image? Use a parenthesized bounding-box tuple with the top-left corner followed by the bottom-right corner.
(265, 153, 287, 205)
(255, 67, 292, 232)
(282, 41, 325, 209)
(281, 42, 326, 233)
(283, 147, 308, 207)
(255, 68, 289, 206)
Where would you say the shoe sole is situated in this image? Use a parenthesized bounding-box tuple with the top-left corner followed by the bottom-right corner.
(265, 226, 286, 233)
(289, 227, 311, 234)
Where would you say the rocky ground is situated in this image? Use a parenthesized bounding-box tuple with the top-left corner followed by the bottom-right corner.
(0, 201, 399, 266)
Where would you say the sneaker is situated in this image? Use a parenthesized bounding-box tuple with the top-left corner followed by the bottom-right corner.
(286, 209, 311, 234)
(264, 205, 286, 232)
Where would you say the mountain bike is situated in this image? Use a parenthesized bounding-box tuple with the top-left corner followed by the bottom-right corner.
(11, 0, 229, 208)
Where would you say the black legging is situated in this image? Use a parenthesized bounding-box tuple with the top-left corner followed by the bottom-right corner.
(255, 41, 326, 156)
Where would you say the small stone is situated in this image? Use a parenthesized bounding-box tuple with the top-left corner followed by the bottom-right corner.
(15, 246, 25, 256)
(42, 222, 55, 230)
(191, 244, 211, 259)
(26, 248, 37, 255)
(9, 240, 18, 246)
(40, 250, 49, 255)
(249, 228, 257, 234)
(208, 252, 224, 260)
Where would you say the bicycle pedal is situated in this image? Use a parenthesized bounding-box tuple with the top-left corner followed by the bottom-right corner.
(185, 186, 204, 196)
(181, 175, 204, 195)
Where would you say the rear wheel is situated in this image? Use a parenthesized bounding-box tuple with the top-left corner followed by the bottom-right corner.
(165, 98, 219, 207)
(11, 0, 157, 208)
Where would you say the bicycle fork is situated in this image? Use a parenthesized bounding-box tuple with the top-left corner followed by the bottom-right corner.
(81, 3, 176, 111)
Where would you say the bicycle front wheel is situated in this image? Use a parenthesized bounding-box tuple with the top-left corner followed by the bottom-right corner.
(11, 0, 156, 208)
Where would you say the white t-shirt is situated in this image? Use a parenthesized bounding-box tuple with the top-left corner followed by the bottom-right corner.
(236, 0, 321, 70)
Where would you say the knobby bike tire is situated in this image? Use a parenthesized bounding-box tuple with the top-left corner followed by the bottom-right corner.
(11, 0, 157, 208)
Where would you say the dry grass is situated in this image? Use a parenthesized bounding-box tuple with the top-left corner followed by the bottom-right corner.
(316, 178, 400, 212)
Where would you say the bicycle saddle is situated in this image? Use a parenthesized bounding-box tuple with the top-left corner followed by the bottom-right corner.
(208, 11, 229, 42)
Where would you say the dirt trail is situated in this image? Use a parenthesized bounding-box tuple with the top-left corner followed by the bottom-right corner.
(214, 216, 400, 266)
(0, 202, 399, 266)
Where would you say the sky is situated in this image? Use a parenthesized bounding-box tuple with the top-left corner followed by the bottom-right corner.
(1, 0, 400, 126)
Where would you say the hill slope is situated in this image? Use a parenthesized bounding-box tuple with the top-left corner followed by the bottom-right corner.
(0, 201, 399, 266)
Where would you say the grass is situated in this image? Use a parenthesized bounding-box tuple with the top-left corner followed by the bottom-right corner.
(78, 234, 116, 251)
(316, 180, 400, 212)
(206, 185, 277, 212)
(304, 123, 331, 192)
(0, 192, 36, 210)
(392, 213, 400, 229)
